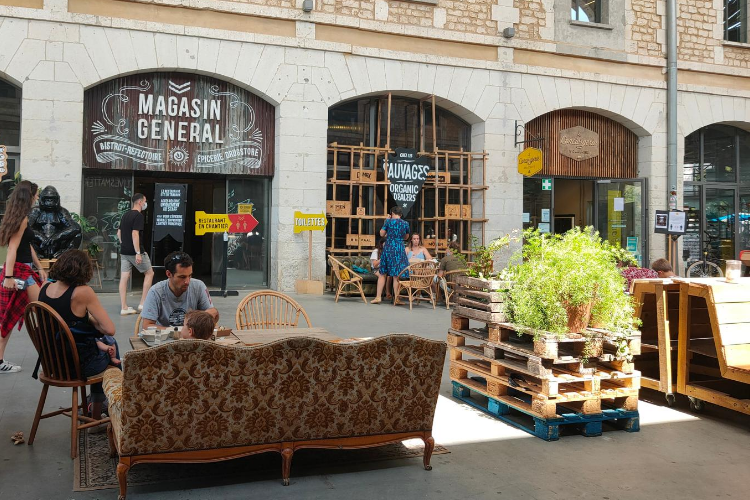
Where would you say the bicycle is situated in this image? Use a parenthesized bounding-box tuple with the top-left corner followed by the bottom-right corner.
(685, 230, 724, 278)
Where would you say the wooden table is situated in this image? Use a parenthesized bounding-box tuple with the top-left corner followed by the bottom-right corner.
(129, 328, 342, 351)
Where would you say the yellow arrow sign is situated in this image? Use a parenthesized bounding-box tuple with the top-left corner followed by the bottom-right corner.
(195, 211, 231, 236)
(518, 147, 543, 177)
(294, 211, 328, 233)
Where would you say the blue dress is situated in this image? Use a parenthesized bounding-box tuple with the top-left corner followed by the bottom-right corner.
(379, 218, 410, 277)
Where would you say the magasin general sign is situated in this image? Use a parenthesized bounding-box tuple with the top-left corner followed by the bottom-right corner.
(83, 73, 275, 175)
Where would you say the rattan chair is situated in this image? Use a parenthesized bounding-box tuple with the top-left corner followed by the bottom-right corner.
(24, 301, 110, 459)
(328, 255, 368, 304)
(438, 269, 468, 310)
(396, 261, 438, 310)
(133, 313, 142, 335)
(235, 291, 312, 330)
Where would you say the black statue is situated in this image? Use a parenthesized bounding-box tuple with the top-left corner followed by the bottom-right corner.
(29, 185, 82, 259)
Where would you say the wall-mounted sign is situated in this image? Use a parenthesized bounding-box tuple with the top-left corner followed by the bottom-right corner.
(237, 203, 254, 214)
(83, 73, 275, 175)
(559, 126, 599, 162)
(0, 145, 7, 174)
(195, 211, 259, 236)
(294, 211, 328, 233)
(518, 147, 543, 177)
(385, 148, 431, 216)
(542, 178, 552, 191)
(153, 183, 187, 242)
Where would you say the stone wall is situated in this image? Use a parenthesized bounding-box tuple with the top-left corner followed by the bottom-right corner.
(387, 1, 433, 28)
(724, 46, 750, 67)
(630, 0, 664, 57)
(514, 0, 547, 40)
(677, 0, 719, 63)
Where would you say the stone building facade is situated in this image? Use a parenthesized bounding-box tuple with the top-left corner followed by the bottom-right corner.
(0, 0, 749, 290)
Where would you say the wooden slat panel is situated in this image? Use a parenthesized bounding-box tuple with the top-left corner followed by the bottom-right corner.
(525, 109, 638, 178)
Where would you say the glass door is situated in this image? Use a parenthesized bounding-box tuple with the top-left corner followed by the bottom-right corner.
(595, 179, 648, 266)
(705, 187, 736, 265)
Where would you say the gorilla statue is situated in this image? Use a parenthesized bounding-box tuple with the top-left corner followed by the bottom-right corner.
(29, 186, 82, 259)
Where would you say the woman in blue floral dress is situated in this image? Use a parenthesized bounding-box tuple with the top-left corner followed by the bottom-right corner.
(372, 206, 410, 304)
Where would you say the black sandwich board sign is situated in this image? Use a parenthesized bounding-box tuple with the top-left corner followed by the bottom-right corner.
(385, 148, 431, 216)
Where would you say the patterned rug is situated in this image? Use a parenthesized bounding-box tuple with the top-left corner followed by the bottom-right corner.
(74, 430, 448, 491)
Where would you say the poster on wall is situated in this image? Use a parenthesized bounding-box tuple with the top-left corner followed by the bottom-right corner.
(153, 183, 187, 242)
(384, 148, 431, 216)
(83, 73, 275, 175)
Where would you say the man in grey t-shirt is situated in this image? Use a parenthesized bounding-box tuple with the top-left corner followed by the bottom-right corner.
(141, 252, 219, 328)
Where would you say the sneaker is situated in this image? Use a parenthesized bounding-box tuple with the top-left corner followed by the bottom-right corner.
(120, 307, 137, 316)
(0, 360, 22, 373)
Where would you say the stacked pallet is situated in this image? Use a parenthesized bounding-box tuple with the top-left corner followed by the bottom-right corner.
(449, 275, 641, 441)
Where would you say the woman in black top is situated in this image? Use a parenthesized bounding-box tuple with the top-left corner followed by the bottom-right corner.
(39, 249, 118, 420)
(0, 180, 46, 373)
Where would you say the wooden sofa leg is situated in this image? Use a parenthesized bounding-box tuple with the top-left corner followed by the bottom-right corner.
(117, 461, 130, 500)
(423, 434, 435, 471)
(281, 447, 294, 486)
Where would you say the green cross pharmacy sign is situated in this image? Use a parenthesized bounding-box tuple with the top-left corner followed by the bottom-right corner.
(541, 179, 552, 191)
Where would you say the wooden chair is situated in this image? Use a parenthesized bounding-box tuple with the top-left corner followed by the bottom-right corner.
(438, 269, 468, 310)
(24, 301, 110, 459)
(89, 256, 103, 289)
(236, 291, 312, 330)
(328, 255, 368, 304)
(396, 261, 438, 310)
(133, 313, 142, 335)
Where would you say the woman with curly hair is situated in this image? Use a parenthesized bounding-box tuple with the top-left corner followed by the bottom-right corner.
(39, 249, 118, 420)
(0, 180, 46, 373)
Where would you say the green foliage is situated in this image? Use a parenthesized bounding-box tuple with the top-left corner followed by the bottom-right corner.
(466, 232, 519, 278)
(505, 227, 638, 337)
(72, 213, 102, 258)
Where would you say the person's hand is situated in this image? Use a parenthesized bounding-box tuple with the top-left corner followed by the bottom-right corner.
(387, 214, 392, 219)
(39, 269, 48, 282)
(135, 253, 142, 265)
(108, 345, 116, 358)
(3, 277, 17, 290)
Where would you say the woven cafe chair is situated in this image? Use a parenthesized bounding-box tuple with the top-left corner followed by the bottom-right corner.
(235, 290, 312, 330)
(438, 268, 469, 310)
(328, 255, 368, 304)
(24, 301, 110, 459)
(396, 261, 438, 310)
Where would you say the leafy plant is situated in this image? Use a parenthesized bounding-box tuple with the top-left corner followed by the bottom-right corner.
(466, 231, 519, 279)
(72, 213, 102, 258)
(504, 227, 638, 338)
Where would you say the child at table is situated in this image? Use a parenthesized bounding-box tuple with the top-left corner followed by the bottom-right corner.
(180, 310, 215, 340)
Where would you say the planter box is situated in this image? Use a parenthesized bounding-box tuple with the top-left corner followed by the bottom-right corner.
(455, 275, 510, 293)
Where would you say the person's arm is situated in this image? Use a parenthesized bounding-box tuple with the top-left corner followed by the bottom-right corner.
(116, 229, 121, 243)
(132, 230, 142, 265)
(141, 318, 169, 330)
(379, 219, 389, 238)
(423, 247, 432, 260)
(2, 220, 25, 289)
(30, 245, 47, 282)
(205, 308, 219, 324)
(80, 287, 115, 336)
(141, 288, 166, 328)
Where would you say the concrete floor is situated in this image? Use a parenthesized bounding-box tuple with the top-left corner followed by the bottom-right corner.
(1, 290, 749, 500)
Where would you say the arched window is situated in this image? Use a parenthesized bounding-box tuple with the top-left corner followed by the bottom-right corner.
(0, 78, 21, 223)
(682, 124, 750, 268)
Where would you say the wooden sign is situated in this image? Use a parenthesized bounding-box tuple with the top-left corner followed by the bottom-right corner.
(518, 147, 543, 176)
(462, 205, 471, 218)
(356, 207, 366, 216)
(293, 211, 328, 233)
(326, 200, 351, 216)
(83, 73, 275, 175)
(427, 171, 450, 183)
(0, 145, 6, 174)
(559, 126, 599, 161)
(346, 234, 375, 246)
(424, 238, 436, 249)
(445, 204, 461, 218)
(353, 170, 376, 182)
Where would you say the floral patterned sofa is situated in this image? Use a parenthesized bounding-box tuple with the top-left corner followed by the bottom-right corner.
(103, 334, 446, 499)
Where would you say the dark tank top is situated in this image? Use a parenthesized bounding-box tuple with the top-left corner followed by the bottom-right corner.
(39, 283, 88, 326)
(16, 226, 34, 264)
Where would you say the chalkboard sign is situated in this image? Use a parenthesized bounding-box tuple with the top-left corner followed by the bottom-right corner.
(385, 148, 431, 216)
(153, 183, 187, 242)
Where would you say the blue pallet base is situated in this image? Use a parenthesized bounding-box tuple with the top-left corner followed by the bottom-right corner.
(452, 380, 640, 441)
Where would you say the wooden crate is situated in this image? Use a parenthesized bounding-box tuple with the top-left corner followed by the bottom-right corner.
(437, 239, 447, 250)
(346, 234, 359, 246)
(359, 234, 375, 246)
(455, 275, 510, 292)
(327, 200, 351, 216)
(445, 204, 461, 218)
(427, 171, 450, 183)
(356, 207, 366, 216)
(352, 170, 376, 182)
(424, 238, 436, 249)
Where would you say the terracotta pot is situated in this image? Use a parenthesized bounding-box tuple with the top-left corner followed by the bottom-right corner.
(564, 301, 593, 333)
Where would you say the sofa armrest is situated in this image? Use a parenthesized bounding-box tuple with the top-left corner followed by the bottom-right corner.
(102, 366, 123, 412)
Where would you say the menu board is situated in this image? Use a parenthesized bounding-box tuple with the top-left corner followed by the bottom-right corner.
(153, 183, 187, 242)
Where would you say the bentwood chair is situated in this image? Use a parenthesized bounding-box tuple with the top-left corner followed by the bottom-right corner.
(396, 261, 438, 310)
(438, 269, 469, 310)
(24, 301, 110, 459)
(328, 255, 368, 304)
(235, 291, 312, 330)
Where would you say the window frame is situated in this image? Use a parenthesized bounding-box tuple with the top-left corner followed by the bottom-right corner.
(571, 0, 604, 24)
(724, 0, 748, 43)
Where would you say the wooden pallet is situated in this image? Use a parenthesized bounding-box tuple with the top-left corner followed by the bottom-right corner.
(452, 380, 640, 441)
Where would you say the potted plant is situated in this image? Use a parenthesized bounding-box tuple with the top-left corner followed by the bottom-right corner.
(454, 232, 519, 292)
(72, 213, 102, 259)
(504, 227, 638, 337)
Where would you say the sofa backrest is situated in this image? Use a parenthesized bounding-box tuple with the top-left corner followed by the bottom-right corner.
(117, 334, 446, 456)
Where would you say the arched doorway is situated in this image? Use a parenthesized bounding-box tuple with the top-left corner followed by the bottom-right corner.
(0, 78, 21, 225)
(682, 124, 750, 270)
(522, 109, 648, 265)
(81, 72, 275, 291)
(326, 94, 487, 261)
